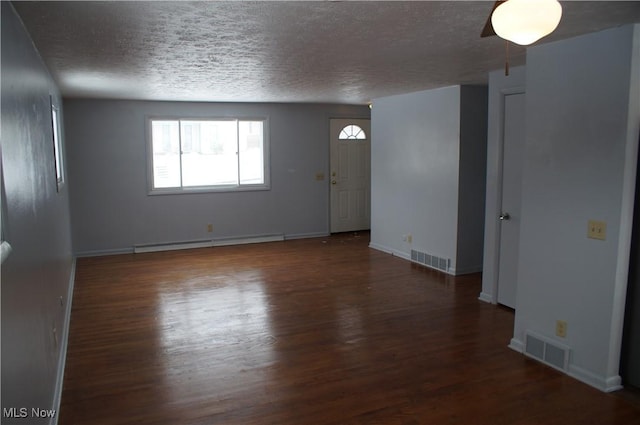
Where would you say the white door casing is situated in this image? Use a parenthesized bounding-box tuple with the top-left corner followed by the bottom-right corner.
(497, 92, 526, 308)
(329, 118, 371, 233)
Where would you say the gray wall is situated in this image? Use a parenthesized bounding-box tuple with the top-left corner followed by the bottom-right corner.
(64, 100, 369, 255)
(457, 85, 488, 273)
(512, 24, 640, 391)
(369, 85, 487, 275)
(1, 2, 74, 422)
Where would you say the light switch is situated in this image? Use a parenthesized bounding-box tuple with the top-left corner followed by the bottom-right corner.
(315, 173, 325, 181)
(587, 220, 606, 240)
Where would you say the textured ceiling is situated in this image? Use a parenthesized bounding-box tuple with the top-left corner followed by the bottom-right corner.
(12, 1, 640, 104)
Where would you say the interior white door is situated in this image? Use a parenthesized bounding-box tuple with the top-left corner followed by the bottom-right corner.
(329, 118, 371, 233)
(497, 92, 526, 308)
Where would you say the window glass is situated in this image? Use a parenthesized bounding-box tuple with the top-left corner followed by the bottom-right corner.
(339, 124, 366, 140)
(50, 100, 65, 190)
(151, 120, 181, 188)
(149, 118, 268, 193)
(239, 121, 264, 185)
(180, 120, 238, 187)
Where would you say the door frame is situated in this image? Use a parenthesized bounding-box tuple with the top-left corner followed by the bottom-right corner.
(495, 90, 525, 308)
(487, 87, 526, 305)
(327, 117, 371, 234)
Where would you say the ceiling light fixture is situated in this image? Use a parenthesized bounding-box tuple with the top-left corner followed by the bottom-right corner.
(491, 0, 563, 46)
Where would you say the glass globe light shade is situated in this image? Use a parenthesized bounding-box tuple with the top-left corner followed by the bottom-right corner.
(491, 0, 563, 46)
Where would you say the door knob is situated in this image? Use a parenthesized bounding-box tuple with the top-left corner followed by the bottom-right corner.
(499, 213, 511, 221)
(331, 180, 337, 185)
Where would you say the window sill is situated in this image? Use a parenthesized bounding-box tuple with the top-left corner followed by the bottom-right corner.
(1, 241, 12, 264)
(148, 185, 271, 196)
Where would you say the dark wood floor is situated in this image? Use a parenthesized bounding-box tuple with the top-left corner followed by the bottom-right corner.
(60, 232, 640, 424)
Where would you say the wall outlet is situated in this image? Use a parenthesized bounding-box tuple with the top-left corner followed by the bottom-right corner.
(556, 320, 567, 338)
(407, 234, 412, 243)
(587, 220, 606, 240)
(207, 224, 214, 233)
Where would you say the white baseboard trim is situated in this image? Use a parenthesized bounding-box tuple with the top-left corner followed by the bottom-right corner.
(508, 337, 524, 353)
(368, 242, 411, 261)
(478, 292, 494, 304)
(75, 247, 134, 257)
(568, 365, 623, 393)
(437, 266, 459, 276)
(511, 334, 622, 393)
(451, 265, 483, 275)
(368, 242, 392, 254)
(284, 232, 330, 240)
(604, 375, 624, 393)
(52, 258, 76, 425)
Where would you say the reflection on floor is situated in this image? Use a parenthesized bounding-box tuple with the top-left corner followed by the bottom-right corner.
(60, 232, 640, 424)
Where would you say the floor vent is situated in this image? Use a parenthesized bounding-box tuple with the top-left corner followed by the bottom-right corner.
(524, 332, 570, 371)
(410, 249, 450, 272)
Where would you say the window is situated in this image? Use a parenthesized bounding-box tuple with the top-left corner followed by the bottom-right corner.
(0, 166, 11, 265)
(148, 118, 268, 193)
(339, 124, 366, 140)
(50, 99, 64, 191)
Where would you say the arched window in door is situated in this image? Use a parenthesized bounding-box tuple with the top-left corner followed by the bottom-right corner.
(338, 124, 366, 140)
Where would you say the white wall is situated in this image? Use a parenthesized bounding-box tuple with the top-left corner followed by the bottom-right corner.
(369, 85, 487, 274)
(622, 147, 640, 387)
(370, 86, 461, 268)
(64, 100, 369, 255)
(512, 24, 640, 392)
(1, 2, 75, 419)
(480, 66, 526, 303)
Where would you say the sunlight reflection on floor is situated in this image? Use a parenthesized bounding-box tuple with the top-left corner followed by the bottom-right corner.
(158, 270, 276, 403)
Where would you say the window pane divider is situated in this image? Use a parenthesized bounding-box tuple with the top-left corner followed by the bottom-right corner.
(236, 119, 240, 186)
(178, 120, 184, 188)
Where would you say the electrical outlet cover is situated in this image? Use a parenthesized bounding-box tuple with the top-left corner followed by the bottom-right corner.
(587, 220, 606, 240)
(556, 320, 567, 338)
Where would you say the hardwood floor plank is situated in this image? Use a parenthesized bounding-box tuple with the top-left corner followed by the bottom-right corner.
(59, 233, 640, 424)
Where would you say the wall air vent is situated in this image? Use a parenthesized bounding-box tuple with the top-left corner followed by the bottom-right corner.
(524, 331, 570, 372)
(410, 249, 450, 273)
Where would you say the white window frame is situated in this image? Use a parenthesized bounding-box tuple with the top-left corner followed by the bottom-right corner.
(1, 162, 12, 265)
(146, 116, 270, 195)
(50, 97, 65, 192)
(338, 124, 367, 140)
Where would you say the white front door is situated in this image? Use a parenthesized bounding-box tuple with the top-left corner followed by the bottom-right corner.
(329, 118, 371, 233)
(497, 92, 526, 308)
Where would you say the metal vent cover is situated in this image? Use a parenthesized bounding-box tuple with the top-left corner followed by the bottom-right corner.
(410, 249, 450, 272)
(524, 332, 570, 371)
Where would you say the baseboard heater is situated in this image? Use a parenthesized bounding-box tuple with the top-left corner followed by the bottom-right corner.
(410, 249, 450, 273)
(524, 331, 570, 372)
(134, 234, 284, 254)
(212, 234, 284, 247)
